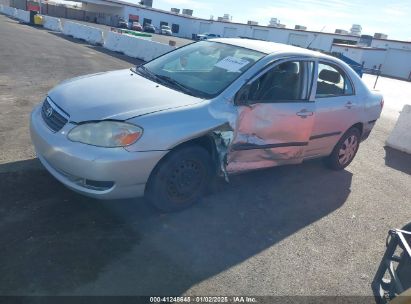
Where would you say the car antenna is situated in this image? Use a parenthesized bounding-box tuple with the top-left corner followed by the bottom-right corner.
(307, 25, 326, 49)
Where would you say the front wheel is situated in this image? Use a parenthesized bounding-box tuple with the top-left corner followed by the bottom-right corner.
(324, 128, 361, 170)
(145, 146, 213, 212)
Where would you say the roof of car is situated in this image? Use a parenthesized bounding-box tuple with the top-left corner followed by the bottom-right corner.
(210, 38, 328, 58)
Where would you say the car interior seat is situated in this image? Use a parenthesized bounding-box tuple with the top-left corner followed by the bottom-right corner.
(317, 69, 343, 96)
(257, 62, 299, 101)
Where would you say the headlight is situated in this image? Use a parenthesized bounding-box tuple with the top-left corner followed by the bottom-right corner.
(67, 121, 143, 147)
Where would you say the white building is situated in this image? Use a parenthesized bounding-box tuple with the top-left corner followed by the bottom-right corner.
(77, 0, 411, 79)
(331, 43, 411, 80)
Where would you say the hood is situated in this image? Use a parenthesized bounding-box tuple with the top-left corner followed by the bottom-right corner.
(48, 69, 203, 122)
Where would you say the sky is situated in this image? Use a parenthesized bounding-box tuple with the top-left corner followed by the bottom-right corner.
(143, 0, 411, 41)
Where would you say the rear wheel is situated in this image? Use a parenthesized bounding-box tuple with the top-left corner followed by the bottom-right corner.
(146, 146, 213, 212)
(325, 128, 361, 170)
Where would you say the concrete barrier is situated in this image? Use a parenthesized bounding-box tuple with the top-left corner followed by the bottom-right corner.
(386, 104, 411, 154)
(2, 6, 17, 17)
(104, 31, 175, 61)
(42, 15, 62, 31)
(1, 7, 29, 23)
(62, 21, 104, 45)
(15, 9, 30, 23)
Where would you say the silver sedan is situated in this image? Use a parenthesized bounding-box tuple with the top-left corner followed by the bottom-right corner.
(30, 38, 383, 211)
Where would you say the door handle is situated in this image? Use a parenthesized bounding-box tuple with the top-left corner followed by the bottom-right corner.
(345, 101, 353, 109)
(296, 109, 314, 118)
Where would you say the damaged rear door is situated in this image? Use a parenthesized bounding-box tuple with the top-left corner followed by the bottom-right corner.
(226, 59, 316, 173)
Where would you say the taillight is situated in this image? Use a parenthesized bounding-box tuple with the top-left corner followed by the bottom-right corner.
(380, 98, 384, 109)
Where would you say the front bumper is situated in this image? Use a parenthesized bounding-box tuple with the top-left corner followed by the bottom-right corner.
(30, 104, 168, 199)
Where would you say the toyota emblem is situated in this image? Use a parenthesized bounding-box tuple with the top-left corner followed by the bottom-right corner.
(46, 106, 53, 117)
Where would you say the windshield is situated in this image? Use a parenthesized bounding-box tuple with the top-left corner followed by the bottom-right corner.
(139, 41, 265, 99)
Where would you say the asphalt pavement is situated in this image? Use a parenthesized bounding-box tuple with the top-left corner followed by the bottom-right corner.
(0, 14, 410, 296)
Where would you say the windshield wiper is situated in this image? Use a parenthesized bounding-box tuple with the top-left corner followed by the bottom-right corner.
(136, 67, 200, 97)
(136, 65, 158, 81)
(153, 74, 196, 96)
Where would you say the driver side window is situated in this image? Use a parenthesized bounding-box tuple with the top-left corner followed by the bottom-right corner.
(245, 61, 312, 103)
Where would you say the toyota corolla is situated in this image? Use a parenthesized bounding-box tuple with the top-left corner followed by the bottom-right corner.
(30, 38, 383, 212)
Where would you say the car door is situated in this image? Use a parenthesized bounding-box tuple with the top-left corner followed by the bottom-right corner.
(226, 59, 316, 173)
(305, 60, 360, 158)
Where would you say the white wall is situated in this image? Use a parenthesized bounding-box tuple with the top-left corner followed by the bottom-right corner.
(331, 45, 386, 69)
(382, 49, 411, 80)
(104, 31, 174, 61)
(253, 28, 269, 40)
(361, 49, 386, 70)
(15, 8, 30, 23)
(62, 21, 105, 45)
(372, 39, 411, 51)
(82, 2, 123, 15)
(288, 33, 309, 47)
(331, 44, 411, 79)
(118, 4, 361, 51)
(42, 15, 63, 31)
(123, 6, 195, 38)
(331, 45, 364, 63)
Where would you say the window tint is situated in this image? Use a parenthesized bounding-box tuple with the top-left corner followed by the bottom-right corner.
(316, 63, 354, 97)
(248, 61, 311, 102)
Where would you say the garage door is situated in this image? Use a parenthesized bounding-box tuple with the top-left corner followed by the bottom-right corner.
(382, 49, 411, 80)
(288, 33, 308, 47)
(253, 29, 269, 41)
(223, 27, 237, 38)
(199, 22, 211, 34)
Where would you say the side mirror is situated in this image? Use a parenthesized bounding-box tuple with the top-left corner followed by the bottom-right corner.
(234, 85, 251, 106)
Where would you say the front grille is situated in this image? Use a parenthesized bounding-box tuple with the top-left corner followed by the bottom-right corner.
(41, 99, 68, 132)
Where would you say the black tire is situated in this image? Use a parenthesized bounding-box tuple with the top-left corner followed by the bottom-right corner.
(324, 127, 361, 170)
(145, 146, 213, 212)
